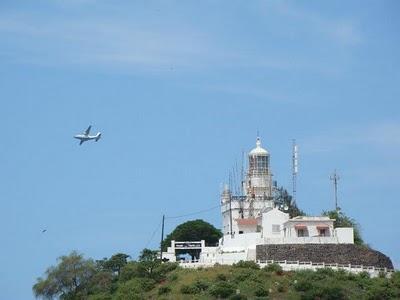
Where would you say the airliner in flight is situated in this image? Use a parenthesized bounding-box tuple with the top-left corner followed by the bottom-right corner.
(74, 125, 101, 145)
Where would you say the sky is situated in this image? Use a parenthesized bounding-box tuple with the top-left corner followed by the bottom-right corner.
(0, 0, 399, 299)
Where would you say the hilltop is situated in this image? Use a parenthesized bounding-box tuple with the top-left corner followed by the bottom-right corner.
(33, 251, 400, 300)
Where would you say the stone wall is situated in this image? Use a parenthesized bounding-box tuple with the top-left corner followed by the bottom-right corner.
(256, 244, 393, 269)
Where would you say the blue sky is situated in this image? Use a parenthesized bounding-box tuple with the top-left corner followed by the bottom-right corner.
(1, 0, 399, 299)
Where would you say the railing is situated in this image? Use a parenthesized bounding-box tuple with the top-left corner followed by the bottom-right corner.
(178, 259, 395, 274)
(262, 236, 339, 244)
(257, 260, 394, 273)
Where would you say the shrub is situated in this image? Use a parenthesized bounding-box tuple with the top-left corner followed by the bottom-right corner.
(87, 294, 112, 300)
(232, 269, 254, 283)
(359, 271, 370, 279)
(158, 285, 171, 295)
(157, 262, 179, 273)
(194, 279, 210, 291)
(391, 271, 400, 288)
(319, 285, 346, 300)
(264, 263, 283, 274)
(233, 260, 260, 270)
(347, 272, 357, 281)
(86, 271, 113, 294)
(277, 284, 286, 293)
(230, 294, 248, 300)
(294, 279, 313, 292)
(316, 267, 336, 278)
(365, 277, 395, 300)
(217, 273, 228, 281)
(209, 281, 235, 298)
(378, 271, 387, 278)
(136, 277, 156, 292)
(300, 284, 346, 300)
(336, 269, 349, 280)
(167, 273, 178, 282)
(149, 262, 179, 282)
(114, 279, 144, 300)
(254, 286, 269, 297)
(180, 284, 200, 295)
(119, 262, 140, 281)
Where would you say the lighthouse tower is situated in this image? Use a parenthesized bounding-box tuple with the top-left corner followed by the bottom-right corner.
(221, 137, 274, 236)
(245, 137, 273, 200)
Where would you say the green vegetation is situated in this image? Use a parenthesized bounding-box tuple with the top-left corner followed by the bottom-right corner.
(275, 186, 305, 218)
(323, 209, 364, 245)
(33, 252, 399, 300)
(161, 219, 222, 256)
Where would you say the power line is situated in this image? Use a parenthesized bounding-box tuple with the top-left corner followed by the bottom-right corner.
(165, 204, 222, 220)
(144, 219, 162, 249)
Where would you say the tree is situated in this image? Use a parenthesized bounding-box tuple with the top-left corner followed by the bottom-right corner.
(33, 251, 96, 299)
(274, 187, 305, 218)
(161, 219, 222, 255)
(136, 248, 178, 281)
(137, 248, 160, 278)
(102, 253, 130, 276)
(322, 209, 364, 245)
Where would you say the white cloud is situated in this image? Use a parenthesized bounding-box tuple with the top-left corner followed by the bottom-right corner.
(0, 13, 214, 70)
(260, 1, 363, 46)
(302, 121, 400, 154)
(0, 2, 362, 74)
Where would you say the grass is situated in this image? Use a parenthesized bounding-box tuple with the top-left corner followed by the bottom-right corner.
(140, 264, 400, 300)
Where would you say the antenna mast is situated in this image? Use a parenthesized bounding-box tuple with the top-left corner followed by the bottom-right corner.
(292, 139, 298, 205)
(160, 214, 165, 261)
(330, 170, 340, 211)
(241, 150, 244, 195)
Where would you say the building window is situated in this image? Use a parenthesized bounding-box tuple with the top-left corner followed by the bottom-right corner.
(318, 229, 327, 237)
(297, 229, 307, 237)
(239, 231, 244, 234)
(272, 224, 280, 233)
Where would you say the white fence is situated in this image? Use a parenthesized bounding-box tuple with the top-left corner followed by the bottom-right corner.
(178, 259, 395, 277)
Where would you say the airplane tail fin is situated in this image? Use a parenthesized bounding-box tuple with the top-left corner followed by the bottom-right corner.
(95, 132, 102, 141)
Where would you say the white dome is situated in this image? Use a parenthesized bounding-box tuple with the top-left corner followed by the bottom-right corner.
(249, 137, 269, 156)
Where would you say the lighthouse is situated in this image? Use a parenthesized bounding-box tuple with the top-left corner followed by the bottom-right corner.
(246, 137, 273, 200)
(221, 137, 274, 236)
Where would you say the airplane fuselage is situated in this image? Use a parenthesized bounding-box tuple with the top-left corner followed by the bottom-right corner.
(74, 131, 101, 145)
(74, 134, 99, 141)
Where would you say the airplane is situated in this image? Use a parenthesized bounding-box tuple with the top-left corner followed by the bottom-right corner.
(74, 125, 102, 145)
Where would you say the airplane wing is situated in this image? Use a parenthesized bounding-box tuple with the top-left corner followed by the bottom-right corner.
(84, 125, 91, 136)
(80, 140, 84, 146)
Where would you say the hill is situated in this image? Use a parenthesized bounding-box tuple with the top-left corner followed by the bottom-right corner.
(33, 251, 400, 300)
(127, 264, 399, 300)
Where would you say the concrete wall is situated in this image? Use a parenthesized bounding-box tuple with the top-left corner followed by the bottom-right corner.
(256, 244, 393, 269)
(221, 200, 274, 235)
(335, 228, 354, 244)
(221, 232, 262, 248)
(237, 224, 258, 234)
(262, 208, 289, 238)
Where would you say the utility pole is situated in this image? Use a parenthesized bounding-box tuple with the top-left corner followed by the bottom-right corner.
(292, 139, 298, 206)
(160, 214, 165, 262)
(229, 191, 233, 238)
(330, 170, 340, 211)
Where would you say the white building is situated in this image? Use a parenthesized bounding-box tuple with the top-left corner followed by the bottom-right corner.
(164, 137, 354, 265)
(221, 137, 274, 236)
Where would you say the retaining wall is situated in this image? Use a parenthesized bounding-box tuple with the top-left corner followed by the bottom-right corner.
(256, 244, 393, 269)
